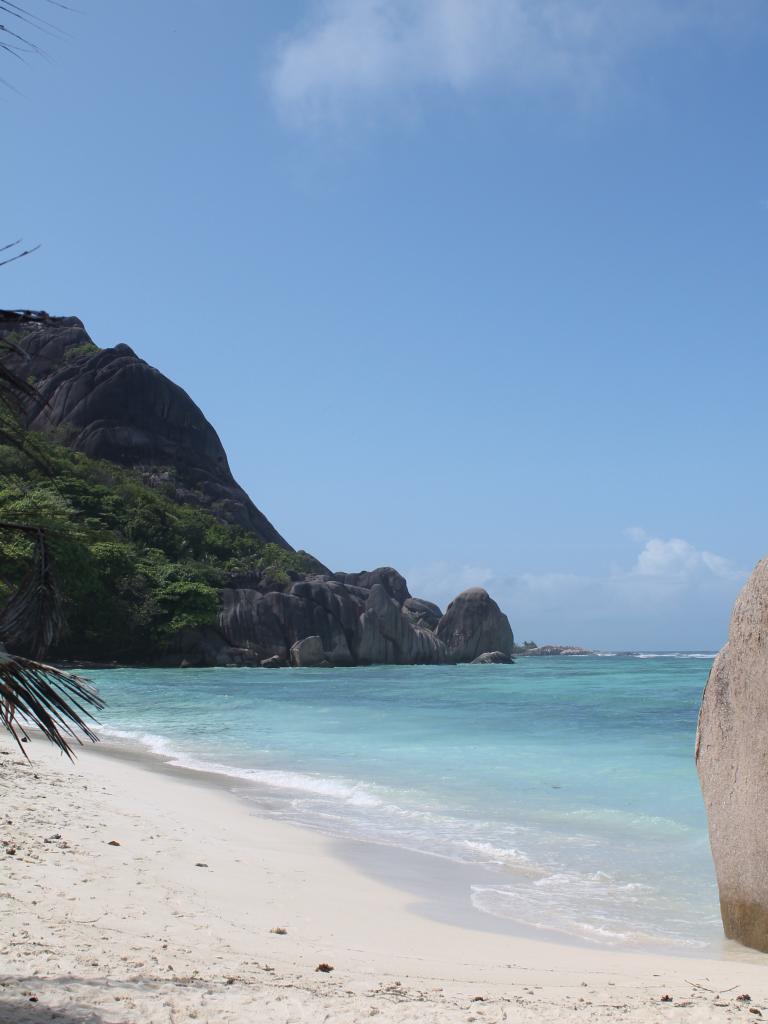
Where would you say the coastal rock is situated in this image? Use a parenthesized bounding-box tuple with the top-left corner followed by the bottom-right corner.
(697, 557, 768, 952)
(290, 635, 330, 668)
(436, 588, 514, 663)
(261, 655, 285, 668)
(0, 312, 290, 545)
(402, 597, 443, 632)
(331, 568, 411, 606)
(218, 585, 357, 666)
(471, 651, 513, 665)
(357, 585, 449, 665)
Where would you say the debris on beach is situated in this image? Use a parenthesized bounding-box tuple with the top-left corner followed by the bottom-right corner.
(270, 926, 287, 935)
(107, 839, 121, 847)
(315, 963, 334, 973)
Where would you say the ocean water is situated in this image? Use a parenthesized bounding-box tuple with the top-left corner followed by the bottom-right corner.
(83, 655, 721, 952)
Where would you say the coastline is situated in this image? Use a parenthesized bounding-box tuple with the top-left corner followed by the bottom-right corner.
(3, 737, 768, 1023)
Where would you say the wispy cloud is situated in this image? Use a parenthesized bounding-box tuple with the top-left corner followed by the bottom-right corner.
(406, 531, 748, 649)
(270, 0, 756, 127)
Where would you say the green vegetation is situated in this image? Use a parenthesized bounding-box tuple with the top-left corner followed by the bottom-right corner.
(0, 433, 315, 663)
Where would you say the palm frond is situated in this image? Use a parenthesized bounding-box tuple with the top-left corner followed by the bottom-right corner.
(0, 525, 64, 657)
(0, 650, 103, 759)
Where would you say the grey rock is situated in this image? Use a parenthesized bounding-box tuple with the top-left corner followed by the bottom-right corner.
(402, 597, 443, 632)
(261, 655, 285, 668)
(0, 312, 290, 545)
(357, 585, 448, 665)
(331, 568, 411, 606)
(219, 585, 357, 666)
(697, 557, 768, 952)
(290, 635, 328, 668)
(471, 651, 513, 664)
(436, 588, 514, 663)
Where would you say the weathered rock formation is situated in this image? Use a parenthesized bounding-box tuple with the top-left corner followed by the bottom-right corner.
(471, 651, 513, 665)
(0, 311, 289, 545)
(210, 571, 514, 670)
(436, 588, 514, 663)
(2, 311, 516, 670)
(697, 558, 768, 952)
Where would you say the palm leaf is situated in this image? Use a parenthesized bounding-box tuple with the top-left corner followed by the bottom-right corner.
(0, 526, 64, 658)
(0, 650, 104, 759)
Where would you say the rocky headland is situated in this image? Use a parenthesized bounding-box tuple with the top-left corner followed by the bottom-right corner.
(0, 311, 514, 668)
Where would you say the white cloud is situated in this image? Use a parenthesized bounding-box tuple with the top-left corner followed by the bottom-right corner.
(270, 0, 756, 125)
(632, 536, 740, 581)
(405, 531, 748, 649)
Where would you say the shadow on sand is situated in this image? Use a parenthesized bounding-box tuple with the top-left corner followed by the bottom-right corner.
(0, 993, 106, 1024)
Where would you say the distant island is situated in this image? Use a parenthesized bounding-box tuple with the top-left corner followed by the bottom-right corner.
(513, 642, 594, 656)
(0, 312, 515, 669)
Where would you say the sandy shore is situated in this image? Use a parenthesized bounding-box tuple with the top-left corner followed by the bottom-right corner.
(2, 740, 768, 1023)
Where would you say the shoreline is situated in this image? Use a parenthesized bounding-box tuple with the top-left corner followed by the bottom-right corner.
(93, 730, 721, 958)
(3, 736, 768, 1023)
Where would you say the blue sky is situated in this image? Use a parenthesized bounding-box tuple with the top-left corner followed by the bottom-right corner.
(2, 0, 767, 649)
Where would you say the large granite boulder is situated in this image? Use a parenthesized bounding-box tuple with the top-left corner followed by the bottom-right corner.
(697, 557, 768, 952)
(218, 584, 358, 666)
(0, 312, 289, 546)
(471, 651, 513, 665)
(331, 568, 411, 606)
(402, 597, 443, 632)
(290, 635, 328, 667)
(436, 588, 514, 663)
(357, 584, 449, 665)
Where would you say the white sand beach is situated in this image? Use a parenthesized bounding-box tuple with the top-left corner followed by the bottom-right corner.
(2, 739, 767, 1024)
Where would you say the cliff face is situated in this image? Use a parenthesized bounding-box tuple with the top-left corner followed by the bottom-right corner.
(1, 311, 516, 669)
(0, 311, 290, 547)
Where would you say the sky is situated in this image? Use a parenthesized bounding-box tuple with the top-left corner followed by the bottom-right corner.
(2, 0, 767, 650)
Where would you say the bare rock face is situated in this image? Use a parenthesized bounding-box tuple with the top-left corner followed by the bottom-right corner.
(290, 635, 329, 667)
(402, 597, 443, 632)
(331, 568, 410, 606)
(436, 588, 514, 663)
(697, 557, 768, 952)
(357, 585, 448, 665)
(0, 312, 289, 546)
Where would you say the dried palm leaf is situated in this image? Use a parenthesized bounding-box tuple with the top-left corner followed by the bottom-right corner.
(0, 649, 103, 759)
(0, 526, 63, 658)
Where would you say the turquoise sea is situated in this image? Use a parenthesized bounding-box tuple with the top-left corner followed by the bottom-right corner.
(86, 655, 720, 952)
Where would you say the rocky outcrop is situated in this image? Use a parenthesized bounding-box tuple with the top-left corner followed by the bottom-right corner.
(211, 570, 516, 669)
(357, 585, 448, 665)
(436, 588, 514, 663)
(402, 597, 443, 632)
(471, 651, 513, 664)
(697, 558, 768, 952)
(331, 568, 410, 606)
(0, 311, 289, 546)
